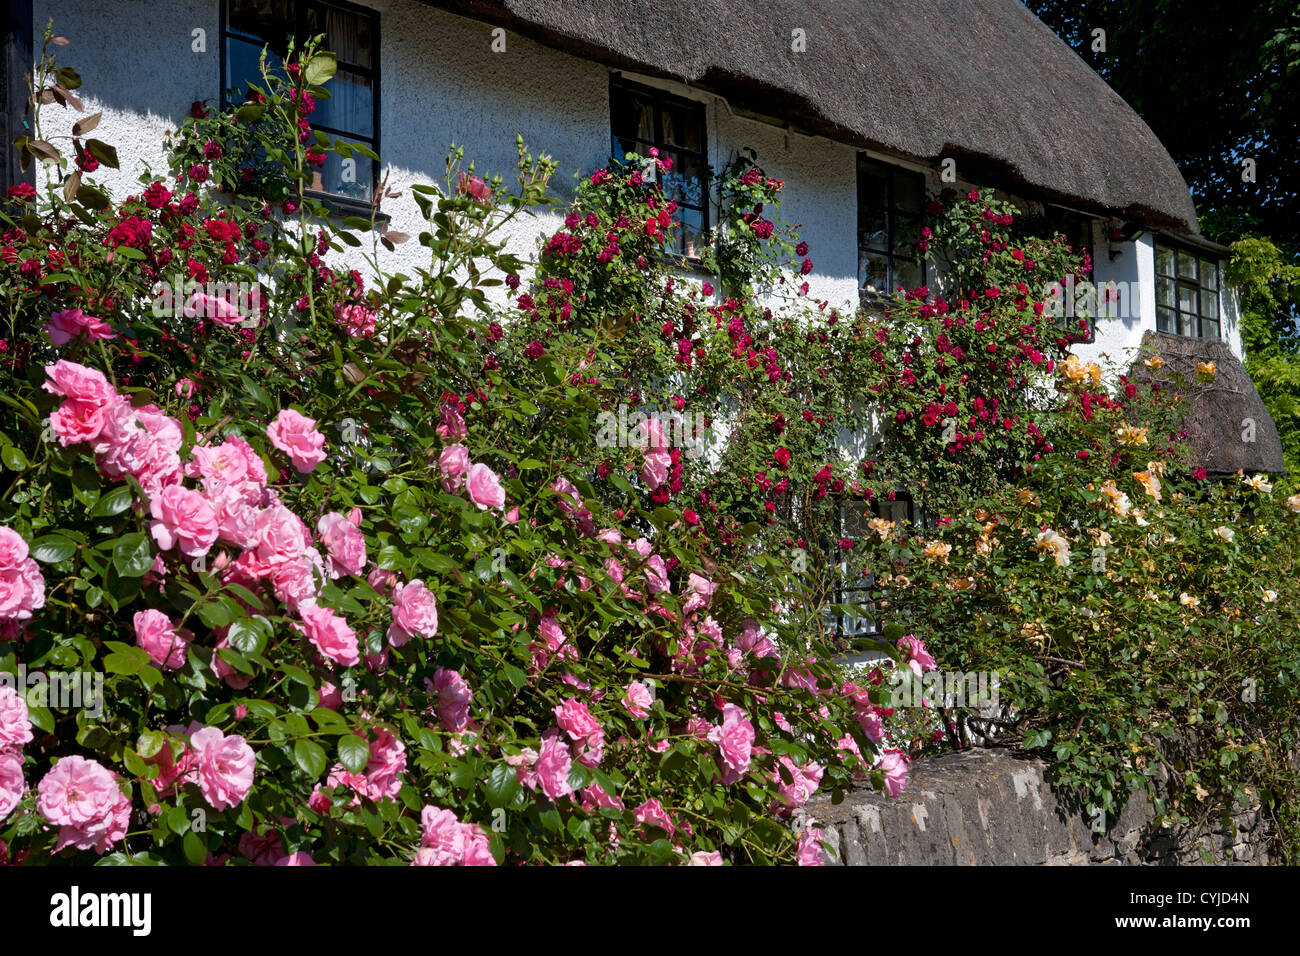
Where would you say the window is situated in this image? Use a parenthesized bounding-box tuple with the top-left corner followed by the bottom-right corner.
(221, 0, 379, 205)
(1154, 240, 1220, 340)
(858, 156, 925, 299)
(831, 494, 925, 643)
(610, 77, 708, 258)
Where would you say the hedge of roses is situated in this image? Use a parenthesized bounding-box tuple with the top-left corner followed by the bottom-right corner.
(0, 34, 925, 867)
(2, 31, 1299, 867)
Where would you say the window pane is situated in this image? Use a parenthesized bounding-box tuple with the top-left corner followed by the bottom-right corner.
(678, 205, 704, 259)
(860, 249, 889, 292)
(1201, 259, 1219, 290)
(1177, 250, 1197, 279)
(305, 3, 374, 68)
(1156, 276, 1174, 307)
(1200, 318, 1220, 341)
(893, 257, 922, 292)
(660, 103, 702, 153)
(1200, 290, 1218, 319)
(1178, 311, 1197, 337)
(310, 151, 372, 202)
(662, 151, 705, 208)
(228, 0, 294, 45)
(858, 166, 887, 246)
(1155, 245, 1174, 277)
(893, 171, 923, 214)
(311, 69, 374, 138)
(892, 213, 920, 256)
(1178, 283, 1197, 316)
(1157, 305, 1176, 333)
(226, 36, 284, 100)
(611, 90, 655, 144)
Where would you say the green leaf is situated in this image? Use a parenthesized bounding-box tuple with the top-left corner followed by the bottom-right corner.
(228, 615, 272, 655)
(31, 534, 78, 564)
(484, 763, 521, 809)
(1, 444, 28, 471)
(303, 52, 338, 86)
(92, 485, 135, 517)
(182, 830, 207, 865)
(111, 533, 153, 577)
(293, 739, 328, 780)
(339, 734, 370, 774)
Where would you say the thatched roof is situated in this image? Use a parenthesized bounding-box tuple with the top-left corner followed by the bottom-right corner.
(425, 0, 1199, 232)
(1128, 331, 1286, 476)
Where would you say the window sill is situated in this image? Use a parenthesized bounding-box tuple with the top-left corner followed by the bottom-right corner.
(304, 189, 390, 226)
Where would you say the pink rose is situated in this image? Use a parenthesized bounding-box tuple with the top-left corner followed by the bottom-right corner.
(274, 851, 316, 866)
(0, 526, 45, 623)
(189, 726, 256, 810)
(466, 462, 505, 511)
(269, 550, 324, 611)
(687, 850, 723, 866)
(436, 403, 467, 441)
(419, 806, 465, 865)
(361, 727, 406, 800)
(641, 449, 672, 491)
(878, 749, 909, 798)
(897, 635, 937, 677)
(47, 308, 116, 346)
(553, 698, 604, 767)
(771, 755, 823, 812)
(316, 511, 366, 577)
(246, 503, 311, 574)
(0, 751, 24, 822)
(296, 599, 359, 667)
(183, 291, 246, 328)
(149, 484, 218, 558)
(711, 703, 755, 780)
(133, 608, 191, 670)
(0, 685, 33, 751)
(536, 732, 573, 800)
(387, 579, 438, 646)
(43, 360, 118, 447)
(796, 822, 826, 866)
(682, 572, 716, 614)
(460, 822, 496, 866)
(36, 755, 131, 854)
(438, 444, 471, 492)
(188, 436, 267, 499)
(267, 408, 326, 473)
(634, 798, 674, 836)
(427, 668, 472, 733)
(335, 303, 377, 338)
(203, 479, 259, 549)
(622, 681, 652, 719)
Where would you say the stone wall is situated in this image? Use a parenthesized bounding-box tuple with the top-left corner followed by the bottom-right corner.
(807, 748, 1274, 865)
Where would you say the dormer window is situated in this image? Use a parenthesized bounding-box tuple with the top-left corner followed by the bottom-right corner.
(1155, 240, 1220, 340)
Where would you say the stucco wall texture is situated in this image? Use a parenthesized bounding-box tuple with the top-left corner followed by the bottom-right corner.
(31, 0, 1235, 361)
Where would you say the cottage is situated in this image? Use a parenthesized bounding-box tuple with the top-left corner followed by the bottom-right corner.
(1, 0, 1282, 473)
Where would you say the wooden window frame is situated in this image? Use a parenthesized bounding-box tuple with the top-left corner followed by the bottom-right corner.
(219, 0, 380, 215)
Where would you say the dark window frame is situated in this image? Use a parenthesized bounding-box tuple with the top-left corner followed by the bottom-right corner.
(830, 493, 925, 643)
(857, 155, 927, 304)
(1154, 238, 1221, 341)
(1, 0, 34, 194)
(609, 75, 709, 260)
(219, 0, 381, 213)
